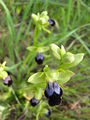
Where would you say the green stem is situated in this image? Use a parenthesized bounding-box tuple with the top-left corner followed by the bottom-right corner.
(24, 101, 29, 111)
(23, 26, 40, 67)
(36, 113, 39, 120)
(11, 86, 22, 107)
(33, 26, 40, 46)
(22, 25, 39, 66)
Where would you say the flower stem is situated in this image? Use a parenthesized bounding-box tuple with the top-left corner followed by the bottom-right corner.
(11, 86, 22, 107)
(36, 113, 39, 120)
(33, 26, 40, 46)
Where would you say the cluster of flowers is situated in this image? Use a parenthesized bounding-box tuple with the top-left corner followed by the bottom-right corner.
(29, 15, 63, 117)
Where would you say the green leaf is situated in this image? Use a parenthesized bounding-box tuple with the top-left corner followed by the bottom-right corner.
(45, 70, 59, 81)
(26, 46, 37, 52)
(27, 46, 49, 53)
(44, 65, 59, 81)
(28, 72, 46, 84)
(37, 46, 49, 53)
(70, 53, 84, 68)
(61, 53, 84, 68)
(58, 70, 74, 84)
(35, 88, 43, 100)
(50, 44, 61, 60)
(63, 52, 75, 64)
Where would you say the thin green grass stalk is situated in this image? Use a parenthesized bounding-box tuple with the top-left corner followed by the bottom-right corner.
(39, 0, 67, 7)
(23, 20, 32, 40)
(15, 0, 33, 62)
(10, 0, 16, 22)
(32, 0, 39, 13)
(67, 41, 75, 51)
(16, 0, 33, 44)
(44, 0, 49, 10)
(77, 0, 81, 17)
(0, 0, 16, 62)
(61, 8, 67, 31)
(55, 23, 90, 44)
(5, 62, 21, 71)
(25, 61, 36, 80)
(23, 52, 32, 65)
(11, 86, 22, 107)
(71, 11, 78, 28)
(67, 0, 73, 26)
(73, 33, 90, 55)
(0, 34, 4, 56)
(80, 0, 90, 11)
(14, 49, 21, 62)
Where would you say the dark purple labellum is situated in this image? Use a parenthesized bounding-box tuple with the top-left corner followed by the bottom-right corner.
(48, 19, 55, 26)
(44, 81, 63, 106)
(30, 97, 39, 107)
(48, 98, 61, 106)
(35, 53, 44, 64)
(45, 109, 51, 117)
(3, 76, 12, 86)
(44, 81, 63, 99)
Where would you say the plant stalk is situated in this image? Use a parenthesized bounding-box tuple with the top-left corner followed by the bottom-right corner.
(33, 26, 40, 46)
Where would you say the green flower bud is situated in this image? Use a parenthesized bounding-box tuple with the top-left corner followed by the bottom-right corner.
(32, 13, 39, 23)
(32, 11, 49, 27)
(60, 45, 66, 57)
(41, 11, 48, 16)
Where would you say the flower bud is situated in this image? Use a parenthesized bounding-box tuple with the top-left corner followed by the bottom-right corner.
(32, 14, 39, 23)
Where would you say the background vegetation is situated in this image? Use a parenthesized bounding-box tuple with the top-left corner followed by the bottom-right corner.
(0, 0, 90, 120)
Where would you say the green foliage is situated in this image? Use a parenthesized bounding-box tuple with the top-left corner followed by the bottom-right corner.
(50, 43, 62, 60)
(0, 0, 89, 120)
(62, 53, 84, 68)
(50, 43, 84, 68)
(27, 46, 49, 53)
(57, 69, 74, 84)
(28, 42, 78, 86)
(28, 72, 46, 84)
